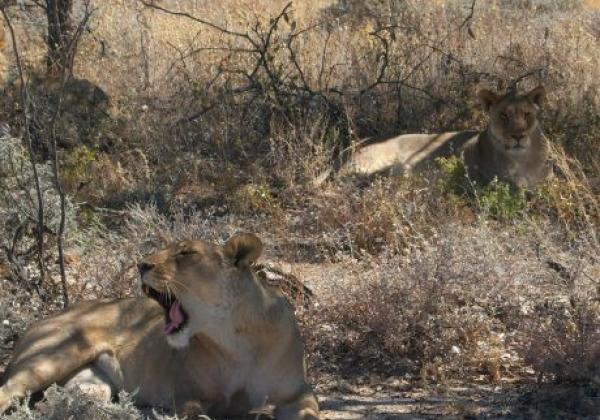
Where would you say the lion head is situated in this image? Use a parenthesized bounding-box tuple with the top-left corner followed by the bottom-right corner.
(137, 233, 263, 349)
(478, 85, 545, 155)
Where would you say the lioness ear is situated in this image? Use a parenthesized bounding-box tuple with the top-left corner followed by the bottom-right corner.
(477, 88, 500, 111)
(525, 85, 545, 108)
(222, 233, 263, 267)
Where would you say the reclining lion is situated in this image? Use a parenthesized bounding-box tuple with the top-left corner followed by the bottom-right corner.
(0, 234, 319, 419)
(315, 86, 552, 189)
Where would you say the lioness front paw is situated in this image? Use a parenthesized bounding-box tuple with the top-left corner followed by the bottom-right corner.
(179, 401, 208, 419)
(0, 387, 14, 414)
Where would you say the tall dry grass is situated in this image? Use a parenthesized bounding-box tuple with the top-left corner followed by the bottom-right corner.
(17, 0, 591, 182)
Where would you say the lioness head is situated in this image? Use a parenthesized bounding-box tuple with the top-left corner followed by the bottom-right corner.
(478, 85, 545, 155)
(138, 233, 263, 348)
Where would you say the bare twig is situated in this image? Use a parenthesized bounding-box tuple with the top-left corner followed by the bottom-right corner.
(139, 0, 253, 42)
(317, 28, 332, 91)
(508, 68, 544, 92)
(46, 2, 95, 307)
(359, 28, 391, 95)
(0, 6, 47, 289)
(46, 0, 74, 75)
(459, 0, 476, 31)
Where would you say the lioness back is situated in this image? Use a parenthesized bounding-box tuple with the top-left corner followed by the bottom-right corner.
(343, 131, 477, 177)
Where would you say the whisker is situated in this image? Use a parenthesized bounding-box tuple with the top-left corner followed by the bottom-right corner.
(169, 279, 194, 296)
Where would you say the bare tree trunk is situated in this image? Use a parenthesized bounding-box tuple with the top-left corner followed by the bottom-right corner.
(46, 0, 73, 76)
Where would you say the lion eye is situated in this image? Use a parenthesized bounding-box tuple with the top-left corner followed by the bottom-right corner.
(500, 113, 509, 121)
(176, 249, 195, 257)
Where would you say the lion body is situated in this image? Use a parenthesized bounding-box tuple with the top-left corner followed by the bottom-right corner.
(341, 131, 477, 177)
(317, 86, 552, 188)
(0, 235, 319, 419)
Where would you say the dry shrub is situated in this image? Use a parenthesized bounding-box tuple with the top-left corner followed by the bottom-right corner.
(61, 146, 151, 206)
(302, 221, 599, 383)
(305, 177, 446, 256)
(4, 0, 597, 208)
(9, 0, 590, 195)
(0, 385, 171, 420)
(228, 183, 283, 217)
(538, 144, 599, 231)
(517, 297, 600, 416)
(523, 299, 600, 385)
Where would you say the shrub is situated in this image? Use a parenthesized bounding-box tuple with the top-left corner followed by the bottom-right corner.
(522, 298, 600, 385)
(302, 222, 582, 381)
(229, 183, 282, 217)
(0, 130, 78, 239)
(0, 386, 159, 420)
(436, 155, 527, 220)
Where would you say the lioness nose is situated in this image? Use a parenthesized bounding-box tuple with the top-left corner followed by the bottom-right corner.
(138, 262, 154, 275)
(513, 134, 525, 142)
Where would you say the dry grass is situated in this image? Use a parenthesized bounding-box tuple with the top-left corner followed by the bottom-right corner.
(11, 0, 591, 185)
(0, 0, 598, 418)
(301, 221, 598, 377)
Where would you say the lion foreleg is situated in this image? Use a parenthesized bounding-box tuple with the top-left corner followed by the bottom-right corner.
(62, 352, 124, 402)
(0, 341, 111, 413)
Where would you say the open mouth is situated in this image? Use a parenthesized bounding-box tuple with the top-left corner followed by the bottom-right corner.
(142, 285, 189, 335)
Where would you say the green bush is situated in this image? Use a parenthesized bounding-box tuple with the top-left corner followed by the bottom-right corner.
(436, 155, 527, 220)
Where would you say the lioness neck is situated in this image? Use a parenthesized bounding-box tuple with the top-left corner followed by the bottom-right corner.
(192, 275, 287, 360)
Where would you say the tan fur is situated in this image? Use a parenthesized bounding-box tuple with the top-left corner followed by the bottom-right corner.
(0, 234, 319, 419)
(315, 86, 552, 189)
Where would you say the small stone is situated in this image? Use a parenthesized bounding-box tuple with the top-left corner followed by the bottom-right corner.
(2, 319, 9, 326)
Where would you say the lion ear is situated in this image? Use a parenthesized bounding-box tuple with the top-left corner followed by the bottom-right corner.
(222, 233, 263, 267)
(525, 85, 545, 108)
(477, 88, 500, 111)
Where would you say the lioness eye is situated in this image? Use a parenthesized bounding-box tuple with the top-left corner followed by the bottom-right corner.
(177, 249, 194, 256)
(500, 113, 509, 121)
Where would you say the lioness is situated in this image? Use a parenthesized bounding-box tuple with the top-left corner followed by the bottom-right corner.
(0, 234, 319, 419)
(315, 86, 551, 188)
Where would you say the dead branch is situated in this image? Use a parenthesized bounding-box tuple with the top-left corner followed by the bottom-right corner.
(46, 0, 73, 75)
(139, 0, 254, 43)
(0, 6, 47, 290)
(46, 2, 95, 308)
(459, 0, 477, 31)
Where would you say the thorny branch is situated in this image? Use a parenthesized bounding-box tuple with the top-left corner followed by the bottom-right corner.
(142, 1, 345, 123)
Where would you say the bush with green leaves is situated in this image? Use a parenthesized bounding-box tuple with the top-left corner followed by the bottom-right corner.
(436, 155, 528, 220)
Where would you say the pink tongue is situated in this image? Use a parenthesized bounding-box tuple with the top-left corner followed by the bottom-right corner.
(163, 301, 184, 334)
